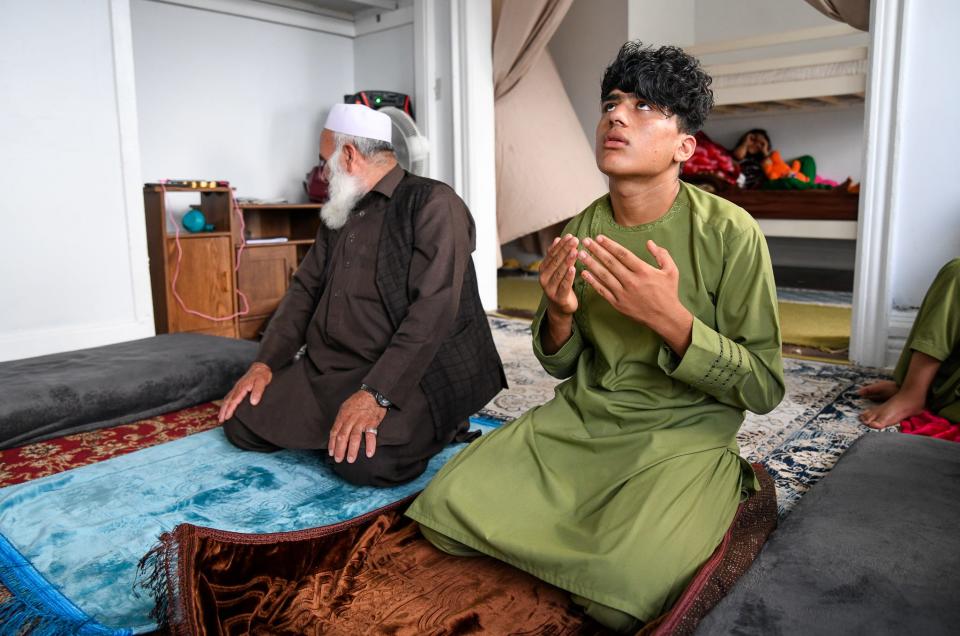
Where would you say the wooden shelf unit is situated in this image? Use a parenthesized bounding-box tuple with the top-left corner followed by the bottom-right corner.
(174, 231, 233, 239)
(143, 185, 322, 340)
(144, 186, 238, 338)
(245, 239, 316, 247)
(235, 202, 322, 340)
(145, 185, 232, 193)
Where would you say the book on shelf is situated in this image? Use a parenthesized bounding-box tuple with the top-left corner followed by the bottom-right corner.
(246, 236, 290, 245)
(236, 197, 289, 205)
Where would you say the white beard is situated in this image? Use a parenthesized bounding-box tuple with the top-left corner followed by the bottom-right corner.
(320, 148, 367, 230)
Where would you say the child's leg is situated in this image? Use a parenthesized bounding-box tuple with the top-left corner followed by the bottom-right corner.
(859, 260, 960, 428)
(860, 351, 940, 429)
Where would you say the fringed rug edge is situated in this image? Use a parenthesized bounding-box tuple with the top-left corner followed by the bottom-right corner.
(0, 533, 130, 636)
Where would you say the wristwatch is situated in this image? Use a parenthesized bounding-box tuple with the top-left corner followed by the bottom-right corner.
(360, 383, 392, 408)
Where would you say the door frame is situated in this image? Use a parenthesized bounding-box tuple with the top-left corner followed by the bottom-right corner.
(849, 0, 907, 368)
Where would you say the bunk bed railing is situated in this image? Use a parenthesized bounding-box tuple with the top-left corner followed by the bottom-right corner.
(688, 24, 869, 116)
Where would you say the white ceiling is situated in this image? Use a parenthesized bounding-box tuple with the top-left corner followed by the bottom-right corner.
(250, 0, 399, 21)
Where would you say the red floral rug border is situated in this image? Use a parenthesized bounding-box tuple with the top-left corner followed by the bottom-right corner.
(0, 403, 221, 488)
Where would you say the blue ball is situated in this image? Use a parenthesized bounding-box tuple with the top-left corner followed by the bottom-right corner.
(182, 209, 207, 233)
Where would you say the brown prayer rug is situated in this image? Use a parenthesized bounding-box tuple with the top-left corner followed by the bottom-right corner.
(140, 466, 776, 635)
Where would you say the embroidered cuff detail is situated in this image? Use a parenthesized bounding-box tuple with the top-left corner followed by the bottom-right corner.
(659, 317, 747, 393)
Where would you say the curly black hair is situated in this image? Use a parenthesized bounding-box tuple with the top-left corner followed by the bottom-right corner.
(601, 41, 713, 134)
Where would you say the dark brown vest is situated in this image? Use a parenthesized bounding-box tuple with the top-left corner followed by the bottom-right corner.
(327, 173, 507, 440)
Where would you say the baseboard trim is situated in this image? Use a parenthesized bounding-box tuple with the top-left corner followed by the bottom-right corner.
(885, 307, 916, 369)
(0, 320, 156, 363)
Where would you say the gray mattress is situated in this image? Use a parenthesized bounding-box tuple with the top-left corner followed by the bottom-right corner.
(0, 333, 257, 449)
(696, 431, 960, 635)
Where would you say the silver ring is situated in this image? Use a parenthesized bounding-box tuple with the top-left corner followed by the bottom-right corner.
(364, 428, 378, 436)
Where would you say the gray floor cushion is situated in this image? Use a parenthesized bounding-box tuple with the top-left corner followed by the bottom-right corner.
(0, 334, 257, 449)
(696, 431, 960, 635)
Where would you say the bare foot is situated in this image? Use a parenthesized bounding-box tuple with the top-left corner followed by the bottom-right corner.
(859, 391, 926, 429)
(857, 380, 898, 402)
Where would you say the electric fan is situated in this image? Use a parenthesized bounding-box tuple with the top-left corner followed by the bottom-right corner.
(380, 106, 430, 177)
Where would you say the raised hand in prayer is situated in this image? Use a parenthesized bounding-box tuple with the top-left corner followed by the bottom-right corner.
(218, 362, 273, 423)
(539, 234, 580, 314)
(578, 235, 694, 356)
(328, 390, 387, 463)
(538, 234, 580, 354)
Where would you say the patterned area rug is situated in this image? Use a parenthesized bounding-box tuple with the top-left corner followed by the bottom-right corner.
(777, 287, 853, 306)
(482, 317, 890, 517)
(0, 403, 221, 488)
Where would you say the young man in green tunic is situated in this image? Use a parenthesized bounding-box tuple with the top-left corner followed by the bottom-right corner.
(406, 42, 785, 632)
(859, 258, 960, 427)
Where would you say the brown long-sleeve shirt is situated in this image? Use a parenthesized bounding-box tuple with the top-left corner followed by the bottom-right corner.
(255, 164, 474, 410)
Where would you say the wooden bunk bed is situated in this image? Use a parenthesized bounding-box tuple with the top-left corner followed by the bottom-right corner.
(685, 24, 866, 240)
(721, 188, 858, 240)
(684, 176, 860, 240)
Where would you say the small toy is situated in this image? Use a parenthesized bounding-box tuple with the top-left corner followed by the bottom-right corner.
(182, 208, 215, 233)
(763, 151, 810, 183)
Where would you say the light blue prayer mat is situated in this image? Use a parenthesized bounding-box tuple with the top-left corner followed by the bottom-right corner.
(0, 421, 494, 635)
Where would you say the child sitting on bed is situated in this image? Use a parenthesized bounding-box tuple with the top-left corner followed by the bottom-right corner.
(731, 128, 770, 189)
(859, 259, 960, 428)
(732, 129, 840, 191)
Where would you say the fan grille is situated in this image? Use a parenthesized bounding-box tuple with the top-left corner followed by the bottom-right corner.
(381, 106, 429, 176)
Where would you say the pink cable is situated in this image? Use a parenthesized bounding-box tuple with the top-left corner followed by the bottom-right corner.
(162, 184, 251, 322)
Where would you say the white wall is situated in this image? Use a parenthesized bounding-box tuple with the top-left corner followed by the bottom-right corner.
(354, 24, 415, 98)
(628, 0, 694, 48)
(450, 0, 497, 309)
(131, 0, 354, 208)
(887, 0, 960, 309)
(693, 0, 867, 65)
(694, 0, 836, 38)
(429, 0, 455, 187)
(0, 0, 153, 362)
(357, 1, 453, 185)
(549, 0, 628, 144)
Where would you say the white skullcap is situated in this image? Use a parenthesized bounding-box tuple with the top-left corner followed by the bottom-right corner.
(324, 103, 392, 144)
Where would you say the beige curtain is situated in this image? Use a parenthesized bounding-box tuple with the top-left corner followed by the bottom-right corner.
(803, 0, 870, 31)
(493, 0, 607, 256)
(493, 0, 572, 99)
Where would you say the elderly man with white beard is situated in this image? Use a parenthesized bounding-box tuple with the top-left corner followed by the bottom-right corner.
(219, 104, 506, 486)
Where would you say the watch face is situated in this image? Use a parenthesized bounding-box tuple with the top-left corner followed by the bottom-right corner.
(362, 384, 390, 407)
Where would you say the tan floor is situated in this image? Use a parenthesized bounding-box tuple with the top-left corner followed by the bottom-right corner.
(777, 301, 851, 353)
(497, 276, 542, 314)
